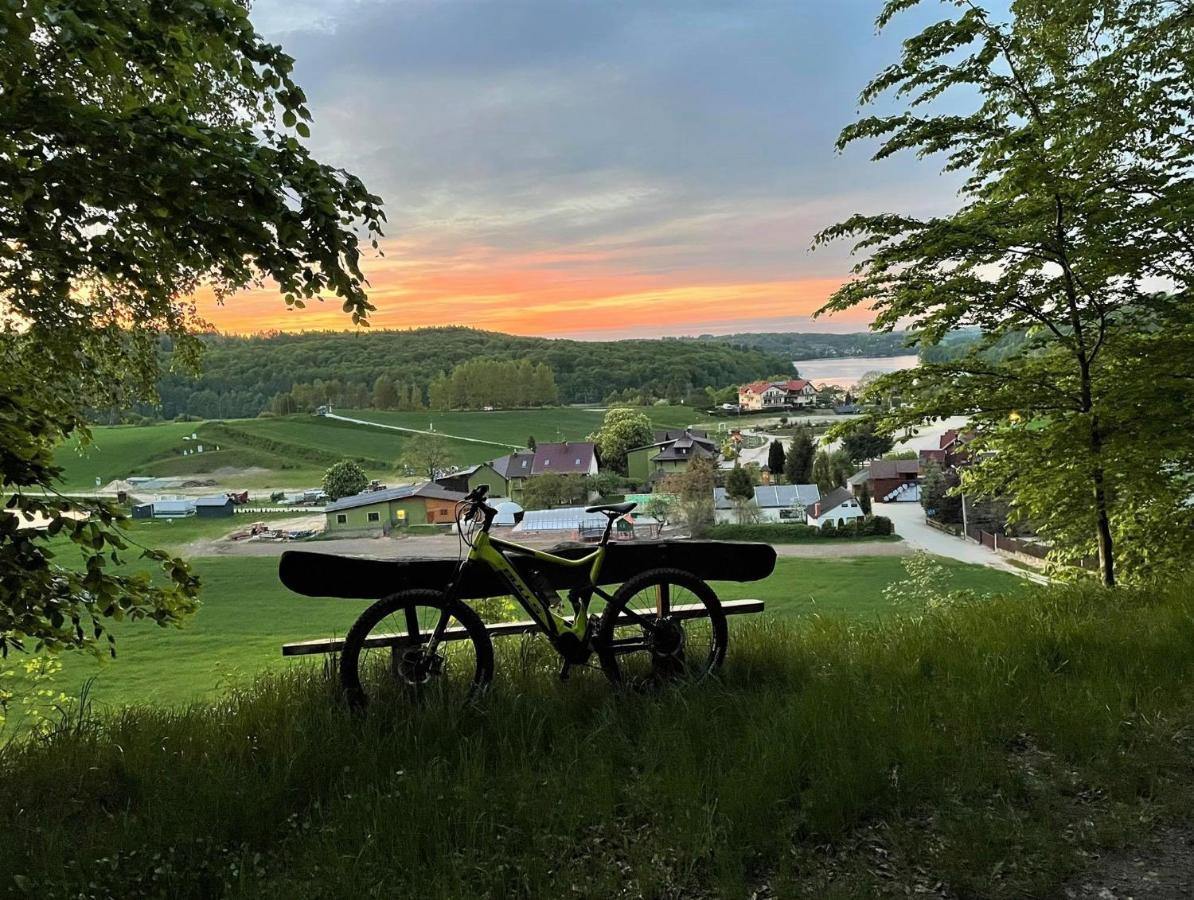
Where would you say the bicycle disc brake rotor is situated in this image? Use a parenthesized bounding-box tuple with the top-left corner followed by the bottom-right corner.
(397, 647, 444, 685)
(647, 617, 686, 658)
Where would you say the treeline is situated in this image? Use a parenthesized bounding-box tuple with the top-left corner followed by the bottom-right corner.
(697, 331, 910, 360)
(130, 327, 793, 420)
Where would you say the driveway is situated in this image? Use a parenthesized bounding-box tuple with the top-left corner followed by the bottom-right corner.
(878, 501, 1043, 580)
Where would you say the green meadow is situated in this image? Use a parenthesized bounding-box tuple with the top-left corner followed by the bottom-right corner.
(51, 406, 739, 491)
(6, 553, 1023, 714)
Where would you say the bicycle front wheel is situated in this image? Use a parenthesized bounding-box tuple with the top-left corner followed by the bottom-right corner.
(596, 568, 727, 687)
(339, 589, 494, 709)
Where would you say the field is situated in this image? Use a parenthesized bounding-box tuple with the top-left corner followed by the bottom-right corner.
(51, 406, 736, 491)
(4, 577, 1193, 898)
(4, 554, 1024, 715)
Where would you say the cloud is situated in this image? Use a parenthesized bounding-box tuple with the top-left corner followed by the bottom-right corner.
(221, 0, 963, 336)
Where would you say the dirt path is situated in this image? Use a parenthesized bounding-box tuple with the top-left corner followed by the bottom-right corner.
(1064, 827, 1194, 899)
(323, 412, 522, 450)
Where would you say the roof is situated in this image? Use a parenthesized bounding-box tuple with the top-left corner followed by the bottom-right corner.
(490, 450, 535, 480)
(847, 468, 871, 486)
(815, 487, 855, 516)
(530, 441, 596, 476)
(513, 505, 658, 532)
(741, 380, 784, 395)
(776, 378, 813, 392)
(325, 482, 467, 513)
(152, 499, 195, 513)
(714, 484, 820, 510)
(195, 495, 232, 507)
(653, 442, 716, 463)
(866, 459, 921, 479)
(654, 429, 709, 443)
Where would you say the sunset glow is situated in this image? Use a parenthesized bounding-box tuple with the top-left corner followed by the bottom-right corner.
(196, 239, 870, 338)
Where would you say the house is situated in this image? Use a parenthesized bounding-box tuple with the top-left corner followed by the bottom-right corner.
(737, 380, 789, 411)
(195, 495, 234, 518)
(737, 378, 817, 411)
(806, 487, 866, 529)
(918, 429, 975, 470)
(435, 460, 507, 496)
(324, 482, 468, 534)
(481, 443, 598, 501)
(713, 483, 820, 524)
(626, 430, 718, 484)
(851, 459, 922, 502)
(530, 441, 598, 476)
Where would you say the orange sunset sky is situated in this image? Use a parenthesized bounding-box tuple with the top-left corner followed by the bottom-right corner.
(207, 1, 958, 340)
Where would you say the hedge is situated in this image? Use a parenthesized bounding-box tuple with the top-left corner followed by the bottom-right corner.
(707, 516, 895, 543)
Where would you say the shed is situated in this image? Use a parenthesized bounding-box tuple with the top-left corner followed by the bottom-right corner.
(152, 499, 196, 518)
(131, 503, 154, 519)
(195, 495, 235, 518)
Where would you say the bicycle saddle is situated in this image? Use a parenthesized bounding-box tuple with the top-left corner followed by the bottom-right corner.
(584, 501, 637, 516)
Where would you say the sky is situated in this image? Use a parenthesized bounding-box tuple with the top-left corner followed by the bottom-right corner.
(202, 0, 964, 340)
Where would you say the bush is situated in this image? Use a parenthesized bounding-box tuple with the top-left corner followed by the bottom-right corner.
(706, 518, 897, 543)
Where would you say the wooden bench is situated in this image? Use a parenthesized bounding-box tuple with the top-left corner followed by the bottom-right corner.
(282, 599, 765, 658)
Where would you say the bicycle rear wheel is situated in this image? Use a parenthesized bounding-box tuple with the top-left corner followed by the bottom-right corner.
(595, 568, 727, 687)
(339, 589, 494, 709)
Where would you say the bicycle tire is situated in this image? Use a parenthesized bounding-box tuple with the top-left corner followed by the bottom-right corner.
(339, 589, 494, 709)
(595, 568, 727, 687)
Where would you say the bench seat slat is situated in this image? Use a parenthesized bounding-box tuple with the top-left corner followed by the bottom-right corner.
(281, 599, 765, 657)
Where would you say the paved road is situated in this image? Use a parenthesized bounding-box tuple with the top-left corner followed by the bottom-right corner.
(879, 501, 1043, 580)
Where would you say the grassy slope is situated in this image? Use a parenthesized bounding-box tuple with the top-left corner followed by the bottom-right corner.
(4, 579, 1194, 898)
(6, 554, 1021, 714)
(51, 406, 717, 490)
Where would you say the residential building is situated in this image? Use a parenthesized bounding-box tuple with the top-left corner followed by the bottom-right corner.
(626, 429, 718, 484)
(324, 482, 468, 534)
(850, 459, 922, 502)
(713, 483, 820, 524)
(806, 487, 867, 529)
(737, 378, 817, 410)
(479, 443, 597, 501)
(918, 429, 975, 470)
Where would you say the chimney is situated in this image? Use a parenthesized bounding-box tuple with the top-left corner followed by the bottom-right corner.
(813, 502, 821, 518)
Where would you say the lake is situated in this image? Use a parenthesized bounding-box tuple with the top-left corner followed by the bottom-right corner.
(792, 354, 919, 387)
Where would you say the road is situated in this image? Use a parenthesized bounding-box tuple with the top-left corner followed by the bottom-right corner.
(879, 501, 1045, 581)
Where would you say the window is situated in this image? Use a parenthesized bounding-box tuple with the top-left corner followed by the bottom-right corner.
(336, 514, 347, 525)
(367, 512, 380, 523)
(544, 459, 550, 466)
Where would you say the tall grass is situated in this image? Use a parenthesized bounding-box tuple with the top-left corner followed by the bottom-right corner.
(4, 579, 1194, 898)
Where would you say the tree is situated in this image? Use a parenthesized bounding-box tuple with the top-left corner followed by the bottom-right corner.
(725, 465, 755, 502)
(812, 449, 853, 493)
(840, 423, 893, 465)
(323, 460, 369, 501)
(521, 473, 588, 510)
(658, 457, 716, 537)
(372, 376, 398, 410)
(399, 434, 452, 480)
(858, 482, 872, 516)
(816, 0, 1194, 585)
(767, 440, 787, 480)
(642, 494, 673, 535)
(590, 408, 653, 475)
(527, 435, 537, 451)
(784, 428, 815, 484)
(0, 0, 382, 657)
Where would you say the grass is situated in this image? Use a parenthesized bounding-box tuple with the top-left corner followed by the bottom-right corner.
(2, 554, 1021, 717)
(3, 577, 1194, 898)
(51, 406, 718, 491)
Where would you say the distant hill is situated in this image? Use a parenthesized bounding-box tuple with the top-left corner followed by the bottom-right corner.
(138, 327, 796, 421)
(696, 330, 911, 360)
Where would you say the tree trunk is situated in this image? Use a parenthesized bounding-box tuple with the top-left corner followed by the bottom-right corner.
(1089, 416, 1116, 587)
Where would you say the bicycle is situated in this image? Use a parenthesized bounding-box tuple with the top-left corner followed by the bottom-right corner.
(338, 484, 728, 707)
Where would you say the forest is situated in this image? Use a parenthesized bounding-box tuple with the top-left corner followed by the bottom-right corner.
(124, 327, 795, 420)
(697, 330, 910, 359)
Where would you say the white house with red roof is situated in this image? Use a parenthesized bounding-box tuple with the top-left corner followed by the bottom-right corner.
(738, 378, 817, 410)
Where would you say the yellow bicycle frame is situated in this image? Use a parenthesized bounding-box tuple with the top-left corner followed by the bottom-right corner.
(466, 529, 607, 640)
